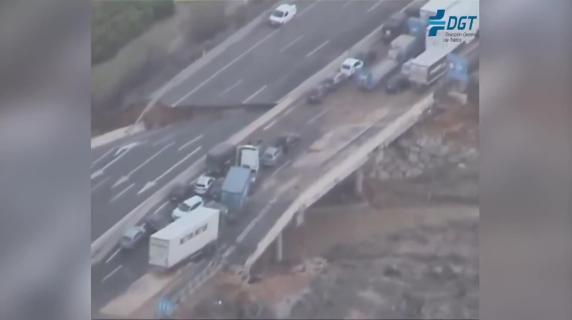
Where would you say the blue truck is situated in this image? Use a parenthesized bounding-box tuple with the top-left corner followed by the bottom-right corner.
(220, 166, 252, 217)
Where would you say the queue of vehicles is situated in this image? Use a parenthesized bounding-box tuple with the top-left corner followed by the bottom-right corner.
(118, 131, 301, 271)
(119, 0, 479, 271)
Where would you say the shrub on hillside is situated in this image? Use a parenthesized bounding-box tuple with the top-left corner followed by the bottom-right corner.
(92, 0, 175, 65)
(188, 1, 228, 43)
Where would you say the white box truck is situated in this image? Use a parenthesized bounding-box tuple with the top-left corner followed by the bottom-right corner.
(149, 207, 220, 270)
(236, 144, 260, 183)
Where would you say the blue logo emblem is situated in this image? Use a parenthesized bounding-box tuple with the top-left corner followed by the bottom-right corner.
(428, 9, 477, 37)
(428, 9, 446, 37)
(157, 297, 175, 317)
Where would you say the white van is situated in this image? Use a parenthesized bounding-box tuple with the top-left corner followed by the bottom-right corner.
(236, 145, 260, 183)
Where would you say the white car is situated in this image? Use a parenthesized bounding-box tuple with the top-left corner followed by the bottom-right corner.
(171, 195, 204, 220)
(193, 174, 215, 195)
(269, 4, 297, 26)
(340, 58, 365, 77)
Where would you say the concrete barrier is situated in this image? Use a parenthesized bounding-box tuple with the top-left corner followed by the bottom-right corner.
(91, 123, 144, 149)
(91, 19, 387, 264)
(244, 94, 435, 272)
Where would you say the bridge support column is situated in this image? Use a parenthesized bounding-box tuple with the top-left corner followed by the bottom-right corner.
(296, 209, 305, 227)
(354, 167, 365, 197)
(275, 231, 284, 263)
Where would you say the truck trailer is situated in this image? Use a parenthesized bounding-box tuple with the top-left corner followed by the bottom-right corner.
(221, 166, 251, 215)
(355, 34, 423, 91)
(149, 207, 220, 270)
(206, 142, 236, 177)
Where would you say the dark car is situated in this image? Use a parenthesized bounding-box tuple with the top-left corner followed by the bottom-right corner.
(275, 133, 300, 154)
(404, 0, 428, 18)
(381, 11, 408, 43)
(144, 213, 172, 233)
(385, 73, 410, 94)
(208, 178, 224, 201)
(319, 78, 337, 93)
(306, 86, 327, 105)
(168, 183, 193, 204)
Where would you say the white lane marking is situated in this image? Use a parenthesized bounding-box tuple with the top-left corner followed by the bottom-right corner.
(306, 40, 330, 58)
(367, 0, 385, 13)
(298, 1, 321, 18)
(138, 146, 202, 195)
(92, 147, 115, 168)
(242, 85, 268, 104)
(101, 265, 123, 283)
(237, 197, 278, 243)
(280, 35, 304, 53)
(219, 79, 243, 96)
(270, 159, 292, 179)
(178, 134, 204, 152)
(91, 146, 132, 180)
(262, 119, 278, 131)
(341, 0, 352, 8)
(110, 183, 135, 203)
(92, 176, 110, 192)
(223, 246, 235, 259)
(173, 30, 278, 106)
(113, 142, 174, 188)
(280, 105, 297, 118)
(306, 108, 329, 125)
(151, 135, 175, 147)
(154, 201, 170, 215)
(105, 248, 121, 264)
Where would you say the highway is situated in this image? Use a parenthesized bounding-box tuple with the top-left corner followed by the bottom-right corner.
(91, 0, 408, 241)
(93, 83, 426, 314)
(92, 0, 413, 313)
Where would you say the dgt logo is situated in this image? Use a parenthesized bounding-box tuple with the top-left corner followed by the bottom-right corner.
(428, 9, 477, 37)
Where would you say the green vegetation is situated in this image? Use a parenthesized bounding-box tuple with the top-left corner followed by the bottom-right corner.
(187, 0, 228, 43)
(92, 0, 175, 65)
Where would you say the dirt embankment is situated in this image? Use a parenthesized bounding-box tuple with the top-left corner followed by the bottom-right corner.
(182, 97, 479, 319)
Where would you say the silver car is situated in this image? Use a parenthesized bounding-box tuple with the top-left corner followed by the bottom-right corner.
(120, 225, 147, 249)
(261, 146, 283, 167)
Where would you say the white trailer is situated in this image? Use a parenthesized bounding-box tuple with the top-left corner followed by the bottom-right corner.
(149, 207, 220, 269)
(402, 44, 460, 88)
(236, 145, 260, 183)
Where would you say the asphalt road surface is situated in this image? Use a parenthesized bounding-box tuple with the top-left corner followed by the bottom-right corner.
(92, 0, 411, 312)
(91, 83, 426, 315)
(91, 0, 408, 241)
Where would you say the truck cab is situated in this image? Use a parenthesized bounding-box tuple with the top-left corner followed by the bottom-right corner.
(236, 145, 260, 183)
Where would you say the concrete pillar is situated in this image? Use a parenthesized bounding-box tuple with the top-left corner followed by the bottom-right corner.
(275, 231, 283, 263)
(355, 168, 365, 196)
(296, 209, 305, 227)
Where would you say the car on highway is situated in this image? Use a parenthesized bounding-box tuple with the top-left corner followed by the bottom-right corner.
(261, 146, 283, 167)
(385, 72, 410, 94)
(144, 213, 172, 233)
(269, 3, 297, 26)
(208, 178, 224, 201)
(168, 183, 193, 204)
(275, 133, 301, 154)
(120, 225, 148, 250)
(381, 11, 408, 44)
(340, 58, 364, 77)
(171, 195, 204, 220)
(194, 174, 216, 195)
(306, 86, 327, 105)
